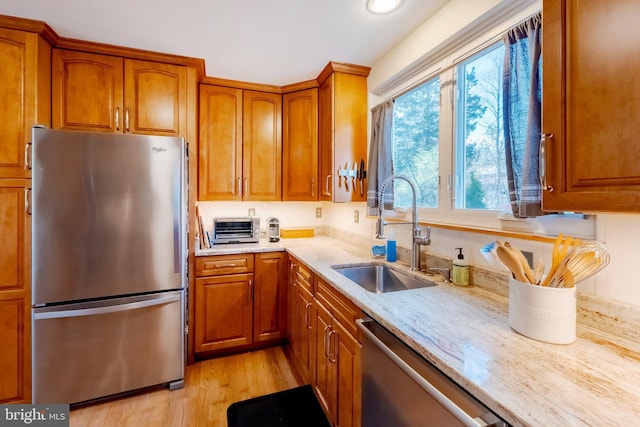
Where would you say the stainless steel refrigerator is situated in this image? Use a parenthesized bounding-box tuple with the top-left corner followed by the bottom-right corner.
(31, 127, 186, 405)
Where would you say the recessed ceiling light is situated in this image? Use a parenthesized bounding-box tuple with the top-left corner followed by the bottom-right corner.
(367, 0, 404, 14)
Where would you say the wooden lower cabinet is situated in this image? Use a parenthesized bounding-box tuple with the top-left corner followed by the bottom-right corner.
(195, 273, 253, 352)
(313, 296, 361, 427)
(253, 252, 288, 343)
(287, 258, 362, 427)
(194, 252, 287, 355)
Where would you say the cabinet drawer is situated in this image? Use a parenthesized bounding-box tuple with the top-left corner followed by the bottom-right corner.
(315, 277, 362, 338)
(295, 261, 313, 292)
(196, 254, 254, 276)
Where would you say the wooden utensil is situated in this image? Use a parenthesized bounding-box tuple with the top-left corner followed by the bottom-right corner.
(504, 242, 535, 284)
(496, 243, 528, 283)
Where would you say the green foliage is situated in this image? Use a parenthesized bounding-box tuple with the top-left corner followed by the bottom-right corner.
(465, 171, 487, 209)
(464, 67, 486, 136)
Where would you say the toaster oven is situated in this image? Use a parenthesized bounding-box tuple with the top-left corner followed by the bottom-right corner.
(212, 217, 260, 244)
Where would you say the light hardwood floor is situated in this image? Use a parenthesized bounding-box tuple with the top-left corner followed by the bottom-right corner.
(70, 346, 302, 427)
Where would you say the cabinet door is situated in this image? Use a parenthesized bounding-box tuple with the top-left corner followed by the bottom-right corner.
(542, 0, 640, 212)
(283, 88, 318, 201)
(318, 72, 368, 203)
(313, 302, 335, 423)
(287, 261, 299, 345)
(0, 180, 31, 403)
(318, 74, 335, 201)
(198, 85, 243, 200)
(124, 59, 186, 136)
(253, 252, 287, 343)
(52, 49, 123, 133)
(195, 274, 253, 352)
(242, 90, 282, 201)
(295, 285, 315, 384)
(334, 321, 361, 427)
(0, 29, 50, 179)
(334, 72, 368, 203)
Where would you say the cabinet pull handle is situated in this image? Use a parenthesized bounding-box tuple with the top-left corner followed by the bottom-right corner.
(125, 108, 130, 132)
(323, 325, 331, 358)
(25, 188, 32, 215)
(311, 177, 316, 197)
(328, 329, 337, 363)
(24, 143, 32, 170)
(290, 263, 297, 286)
(325, 174, 332, 196)
(115, 107, 120, 131)
(248, 279, 253, 302)
(243, 177, 248, 197)
(540, 133, 554, 192)
(304, 302, 312, 330)
(236, 177, 241, 197)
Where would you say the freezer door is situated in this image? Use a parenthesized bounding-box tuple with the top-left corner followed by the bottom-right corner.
(32, 291, 185, 404)
(32, 127, 186, 304)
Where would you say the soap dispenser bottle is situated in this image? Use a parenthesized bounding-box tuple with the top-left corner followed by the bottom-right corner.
(386, 229, 397, 262)
(452, 247, 469, 286)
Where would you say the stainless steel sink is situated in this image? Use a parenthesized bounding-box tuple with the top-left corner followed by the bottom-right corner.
(331, 263, 437, 293)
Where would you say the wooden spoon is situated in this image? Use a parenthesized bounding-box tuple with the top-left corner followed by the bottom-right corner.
(504, 242, 535, 284)
(496, 243, 528, 283)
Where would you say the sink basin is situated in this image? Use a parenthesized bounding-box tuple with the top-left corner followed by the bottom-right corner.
(331, 263, 437, 293)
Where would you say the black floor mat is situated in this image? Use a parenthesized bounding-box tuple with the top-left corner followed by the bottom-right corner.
(227, 384, 331, 427)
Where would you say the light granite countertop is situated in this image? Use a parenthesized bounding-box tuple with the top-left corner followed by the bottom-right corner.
(197, 236, 640, 426)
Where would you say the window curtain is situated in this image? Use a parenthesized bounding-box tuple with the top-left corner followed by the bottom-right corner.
(503, 13, 543, 218)
(366, 100, 394, 216)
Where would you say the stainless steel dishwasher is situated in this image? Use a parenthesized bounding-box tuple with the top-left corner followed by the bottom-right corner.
(357, 318, 509, 427)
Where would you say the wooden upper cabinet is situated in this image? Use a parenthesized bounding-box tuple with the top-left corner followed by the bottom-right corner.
(242, 90, 282, 201)
(124, 59, 186, 136)
(198, 85, 243, 200)
(542, 0, 640, 212)
(283, 88, 319, 201)
(198, 86, 281, 201)
(52, 49, 123, 132)
(0, 28, 50, 179)
(318, 64, 369, 203)
(53, 49, 187, 137)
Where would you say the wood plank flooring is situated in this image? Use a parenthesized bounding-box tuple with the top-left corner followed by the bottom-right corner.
(70, 346, 302, 427)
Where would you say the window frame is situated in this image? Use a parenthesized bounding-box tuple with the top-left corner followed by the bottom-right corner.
(379, 10, 596, 240)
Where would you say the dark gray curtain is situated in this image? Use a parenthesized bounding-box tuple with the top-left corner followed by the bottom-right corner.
(367, 100, 394, 216)
(503, 13, 543, 218)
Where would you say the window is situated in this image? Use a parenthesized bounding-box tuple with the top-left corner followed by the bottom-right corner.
(392, 42, 510, 214)
(455, 43, 509, 211)
(392, 77, 440, 208)
(386, 15, 595, 239)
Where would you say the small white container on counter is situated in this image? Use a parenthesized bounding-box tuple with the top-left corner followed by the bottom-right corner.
(508, 277, 576, 344)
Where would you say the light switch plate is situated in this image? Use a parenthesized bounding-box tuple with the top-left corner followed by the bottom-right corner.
(248, 208, 255, 216)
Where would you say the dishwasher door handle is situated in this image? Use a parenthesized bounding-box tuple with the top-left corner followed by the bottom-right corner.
(356, 319, 502, 427)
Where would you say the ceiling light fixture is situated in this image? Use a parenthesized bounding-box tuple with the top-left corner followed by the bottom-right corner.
(367, 0, 404, 14)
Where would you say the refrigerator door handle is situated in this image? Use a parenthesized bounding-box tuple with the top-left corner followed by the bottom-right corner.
(34, 293, 181, 320)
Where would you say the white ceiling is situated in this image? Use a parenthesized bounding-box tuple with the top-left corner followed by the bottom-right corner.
(0, 0, 450, 86)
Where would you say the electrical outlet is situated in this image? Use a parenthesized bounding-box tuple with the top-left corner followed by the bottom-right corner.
(248, 208, 255, 217)
(522, 250, 534, 268)
(354, 210, 360, 223)
(316, 207, 322, 218)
